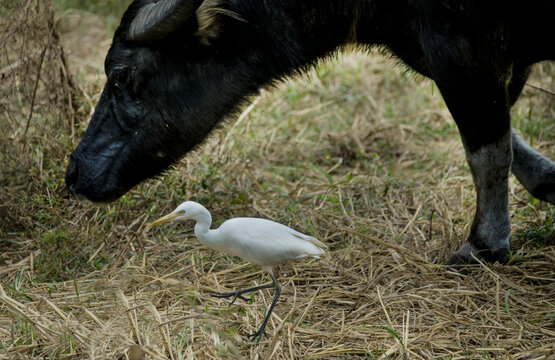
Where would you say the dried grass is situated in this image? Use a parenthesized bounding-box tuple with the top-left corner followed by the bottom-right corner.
(1, 3, 554, 359)
(1, 235, 553, 359)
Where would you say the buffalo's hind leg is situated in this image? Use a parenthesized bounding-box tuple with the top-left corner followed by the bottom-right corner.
(512, 131, 555, 204)
(507, 68, 555, 205)
(435, 72, 514, 267)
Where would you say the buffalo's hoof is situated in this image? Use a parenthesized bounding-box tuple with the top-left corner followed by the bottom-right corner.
(445, 242, 509, 271)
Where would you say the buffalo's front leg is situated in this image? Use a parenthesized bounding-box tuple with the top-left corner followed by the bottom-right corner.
(447, 130, 513, 265)
(435, 72, 513, 266)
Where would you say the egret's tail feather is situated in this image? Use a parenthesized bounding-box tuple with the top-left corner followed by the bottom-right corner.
(306, 236, 327, 251)
(291, 233, 327, 251)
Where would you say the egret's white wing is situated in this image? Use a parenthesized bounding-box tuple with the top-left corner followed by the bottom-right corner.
(216, 218, 325, 266)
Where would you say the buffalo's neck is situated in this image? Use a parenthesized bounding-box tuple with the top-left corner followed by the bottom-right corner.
(236, 0, 365, 81)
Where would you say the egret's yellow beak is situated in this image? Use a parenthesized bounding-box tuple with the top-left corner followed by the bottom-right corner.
(149, 210, 184, 227)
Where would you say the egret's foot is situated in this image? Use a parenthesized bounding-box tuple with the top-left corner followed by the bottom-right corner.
(445, 241, 510, 271)
(208, 282, 274, 307)
(247, 328, 265, 344)
(208, 290, 250, 306)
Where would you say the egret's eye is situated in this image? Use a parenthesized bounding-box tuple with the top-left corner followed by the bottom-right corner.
(176, 210, 186, 216)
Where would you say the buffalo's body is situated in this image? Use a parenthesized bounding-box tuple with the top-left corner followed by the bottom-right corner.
(66, 0, 555, 265)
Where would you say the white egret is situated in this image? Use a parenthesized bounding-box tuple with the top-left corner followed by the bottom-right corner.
(149, 201, 326, 343)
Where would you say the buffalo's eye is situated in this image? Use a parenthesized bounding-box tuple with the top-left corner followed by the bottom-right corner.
(108, 66, 133, 90)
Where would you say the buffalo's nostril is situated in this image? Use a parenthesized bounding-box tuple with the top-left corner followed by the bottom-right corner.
(65, 158, 79, 195)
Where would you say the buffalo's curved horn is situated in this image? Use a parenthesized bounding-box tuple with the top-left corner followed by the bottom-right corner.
(128, 0, 204, 42)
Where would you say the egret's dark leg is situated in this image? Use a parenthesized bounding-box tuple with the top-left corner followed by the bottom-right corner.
(247, 273, 281, 344)
(208, 282, 274, 306)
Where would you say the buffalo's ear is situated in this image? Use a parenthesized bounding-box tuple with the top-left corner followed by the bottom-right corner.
(195, 0, 244, 45)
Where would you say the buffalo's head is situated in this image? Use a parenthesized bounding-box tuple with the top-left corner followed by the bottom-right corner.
(66, 0, 353, 202)
(66, 0, 262, 202)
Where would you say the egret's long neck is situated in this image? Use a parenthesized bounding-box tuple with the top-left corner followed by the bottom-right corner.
(191, 206, 228, 252)
(193, 209, 212, 237)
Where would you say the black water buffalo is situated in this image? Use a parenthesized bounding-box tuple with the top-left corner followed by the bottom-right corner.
(66, 0, 555, 265)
